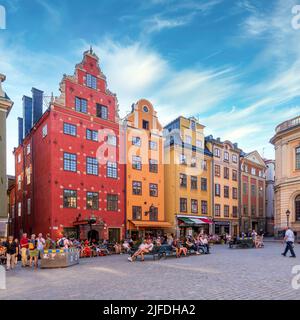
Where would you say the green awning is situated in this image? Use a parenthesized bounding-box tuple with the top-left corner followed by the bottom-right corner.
(178, 217, 194, 224)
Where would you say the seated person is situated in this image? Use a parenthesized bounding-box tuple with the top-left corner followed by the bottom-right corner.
(114, 242, 122, 254)
(82, 240, 92, 257)
(128, 239, 154, 262)
(185, 237, 200, 255)
(172, 239, 187, 258)
(200, 235, 210, 254)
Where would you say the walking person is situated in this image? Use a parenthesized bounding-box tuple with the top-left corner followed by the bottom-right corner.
(3, 236, 17, 271)
(20, 233, 29, 267)
(28, 234, 39, 269)
(282, 226, 296, 258)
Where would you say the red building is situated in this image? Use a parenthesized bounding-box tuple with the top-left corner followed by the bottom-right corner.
(12, 49, 125, 242)
(240, 151, 266, 233)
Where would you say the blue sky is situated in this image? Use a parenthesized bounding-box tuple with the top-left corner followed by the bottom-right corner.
(1, 0, 300, 175)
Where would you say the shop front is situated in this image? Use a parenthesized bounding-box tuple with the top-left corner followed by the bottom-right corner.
(213, 220, 231, 236)
(127, 220, 173, 240)
(176, 215, 213, 238)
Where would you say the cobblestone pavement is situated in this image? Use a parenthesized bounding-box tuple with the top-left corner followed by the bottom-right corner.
(0, 242, 300, 300)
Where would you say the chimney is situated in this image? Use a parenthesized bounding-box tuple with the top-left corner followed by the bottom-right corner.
(18, 117, 23, 146)
(23, 95, 33, 137)
(32, 88, 44, 125)
(233, 143, 238, 149)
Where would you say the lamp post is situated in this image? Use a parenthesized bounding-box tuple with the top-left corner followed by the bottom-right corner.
(286, 209, 290, 228)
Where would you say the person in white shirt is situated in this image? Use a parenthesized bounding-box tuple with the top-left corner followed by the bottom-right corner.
(128, 239, 154, 262)
(282, 226, 296, 258)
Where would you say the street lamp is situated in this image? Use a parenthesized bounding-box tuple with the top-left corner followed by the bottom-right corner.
(286, 209, 290, 227)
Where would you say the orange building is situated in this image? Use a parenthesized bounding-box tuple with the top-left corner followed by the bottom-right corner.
(124, 99, 170, 239)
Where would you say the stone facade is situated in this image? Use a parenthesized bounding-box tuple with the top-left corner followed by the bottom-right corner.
(0, 74, 13, 237)
(270, 116, 300, 238)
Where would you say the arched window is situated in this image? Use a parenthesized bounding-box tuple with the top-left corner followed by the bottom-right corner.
(295, 195, 300, 221)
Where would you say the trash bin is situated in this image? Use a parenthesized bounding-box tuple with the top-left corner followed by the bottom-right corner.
(41, 248, 80, 269)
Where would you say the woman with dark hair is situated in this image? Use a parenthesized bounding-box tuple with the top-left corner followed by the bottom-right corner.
(3, 236, 17, 271)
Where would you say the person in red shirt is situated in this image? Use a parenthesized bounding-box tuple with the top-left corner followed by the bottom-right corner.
(20, 233, 29, 267)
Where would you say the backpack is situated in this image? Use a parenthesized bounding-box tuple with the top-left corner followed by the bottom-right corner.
(59, 238, 65, 247)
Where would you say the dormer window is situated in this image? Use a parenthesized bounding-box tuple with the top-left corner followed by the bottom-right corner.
(86, 73, 97, 89)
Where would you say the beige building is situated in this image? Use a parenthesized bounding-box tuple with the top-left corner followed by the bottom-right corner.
(0, 74, 13, 237)
(270, 116, 300, 238)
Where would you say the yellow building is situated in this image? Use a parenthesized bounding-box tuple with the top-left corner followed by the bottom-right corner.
(124, 99, 170, 239)
(206, 136, 241, 236)
(164, 117, 213, 237)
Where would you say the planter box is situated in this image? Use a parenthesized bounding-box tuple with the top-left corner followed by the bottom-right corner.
(41, 248, 80, 269)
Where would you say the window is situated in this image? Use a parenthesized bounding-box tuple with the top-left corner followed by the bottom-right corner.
(107, 161, 117, 178)
(149, 207, 158, 221)
(143, 106, 149, 113)
(86, 129, 98, 142)
(27, 198, 31, 215)
(149, 159, 158, 173)
(132, 206, 142, 220)
(202, 160, 207, 171)
(224, 186, 229, 198)
(215, 184, 221, 197)
(191, 199, 198, 213)
(87, 157, 98, 175)
(18, 202, 21, 217)
(17, 153, 21, 163)
(75, 97, 87, 113)
(132, 181, 142, 195)
(243, 205, 248, 216)
(107, 194, 118, 211)
(251, 168, 256, 175)
(149, 140, 157, 150)
(295, 195, 300, 221)
(296, 147, 300, 170)
(26, 144, 31, 155)
(132, 156, 142, 170)
(42, 124, 48, 138)
(224, 205, 230, 217)
(232, 170, 238, 181)
(190, 120, 196, 131)
(251, 205, 256, 216)
(232, 187, 238, 199)
(224, 151, 229, 162)
(224, 167, 229, 179)
(149, 183, 158, 197)
(132, 136, 141, 146)
(201, 201, 208, 214)
(191, 156, 197, 168)
(185, 135, 192, 144)
(64, 153, 77, 172)
(17, 175, 21, 190)
(201, 178, 207, 191)
(232, 154, 238, 163)
(243, 182, 248, 195)
(86, 192, 99, 210)
(142, 120, 149, 130)
(96, 104, 108, 119)
(214, 148, 220, 157)
(191, 176, 198, 190)
(180, 173, 187, 187)
(64, 123, 77, 136)
(86, 73, 97, 89)
(215, 204, 221, 217)
(63, 189, 77, 208)
(245, 165, 248, 173)
(180, 198, 187, 212)
(215, 165, 221, 177)
(107, 135, 117, 146)
(196, 140, 202, 149)
(251, 184, 256, 197)
(26, 166, 31, 185)
(179, 154, 187, 165)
